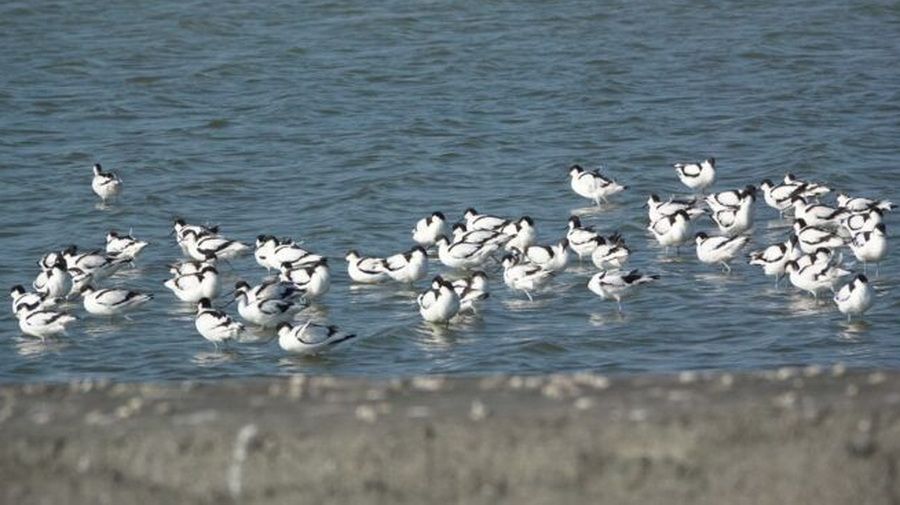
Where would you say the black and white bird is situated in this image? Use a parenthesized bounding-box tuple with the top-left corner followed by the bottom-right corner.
(695, 233, 750, 273)
(452, 271, 490, 313)
(10, 285, 58, 316)
(834, 274, 874, 322)
(32, 257, 70, 299)
(784, 260, 850, 298)
(345, 250, 389, 284)
(91, 163, 122, 201)
(840, 208, 883, 236)
(850, 223, 887, 275)
(674, 158, 716, 192)
(503, 216, 537, 251)
(793, 219, 845, 254)
(450, 224, 511, 248)
(836, 194, 895, 213)
(164, 264, 221, 302)
(648, 210, 693, 253)
(234, 279, 305, 304)
(790, 197, 846, 228)
(566, 216, 602, 259)
(173, 218, 219, 255)
(417, 276, 460, 323)
(168, 259, 211, 277)
(279, 260, 331, 300)
(195, 298, 244, 346)
(463, 208, 510, 232)
(710, 192, 755, 236)
(79, 285, 153, 317)
(759, 178, 806, 215)
(62, 246, 132, 289)
(233, 283, 305, 328)
(501, 254, 552, 301)
(383, 246, 428, 284)
(106, 230, 148, 259)
(512, 239, 570, 273)
(783, 173, 831, 197)
(748, 236, 802, 287)
(646, 194, 706, 223)
(180, 230, 249, 261)
(435, 236, 500, 270)
(590, 235, 631, 270)
(587, 270, 659, 313)
(412, 212, 449, 247)
(255, 236, 322, 271)
(705, 185, 756, 212)
(568, 165, 627, 205)
(17, 308, 77, 339)
(276, 321, 357, 355)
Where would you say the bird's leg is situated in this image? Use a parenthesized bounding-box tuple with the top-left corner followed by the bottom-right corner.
(616, 300, 623, 313)
(525, 291, 533, 302)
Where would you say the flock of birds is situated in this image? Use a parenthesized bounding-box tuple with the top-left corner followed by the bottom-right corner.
(8, 160, 893, 356)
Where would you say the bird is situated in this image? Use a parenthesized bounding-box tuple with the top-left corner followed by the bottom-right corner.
(255, 236, 322, 271)
(759, 178, 806, 215)
(383, 246, 428, 283)
(705, 185, 756, 211)
(783, 173, 831, 197)
(164, 264, 220, 302)
(276, 321, 358, 355)
(646, 194, 706, 223)
(674, 158, 715, 192)
(587, 270, 659, 313)
(836, 194, 895, 213)
(834, 274, 874, 322)
(233, 284, 305, 328)
(168, 259, 212, 277)
(180, 230, 249, 261)
(463, 208, 510, 232)
(568, 164, 627, 205)
(710, 193, 755, 236)
(79, 285, 153, 317)
(345, 250, 389, 284)
(435, 236, 500, 270)
(91, 163, 122, 202)
(452, 271, 490, 313)
(279, 260, 331, 300)
(695, 233, 750, 273)
(32, 257, 70, 299)
(590, 235, 631, 270)
(566, 216, 602, 259)
(17, 308, 77, 339)
(417, 276, 460, 323)
(450, 224, 511, 247)
(501, 254, 552, 301)
(748, 236, 802, 287)
(784, 260, 850, 298)
(840, 208, 883, 236)
(503, 216, 537, 251)
(790, 196, 846, 228)
(106, 230, 149, 260)
(233, 279, 305, 304)
(61, 246, 132, 289)
(195, 298, 244, 346)
(173, 218, 219, 255)
(793, 219, 845, 254)
(412, 212, 449, 247)
(648, 210, 692, 253)
(512, 239, 570, 273)
(849, 223, 887, 275)
(10, 285, 59, 316)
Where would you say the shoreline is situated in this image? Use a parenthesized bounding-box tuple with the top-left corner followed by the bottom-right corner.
(3, 367, 898, 504)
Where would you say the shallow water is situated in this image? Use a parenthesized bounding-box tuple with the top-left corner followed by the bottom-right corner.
(1, 0, 898, 381)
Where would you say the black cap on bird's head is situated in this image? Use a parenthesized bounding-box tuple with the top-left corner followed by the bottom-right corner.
(451, 222, 466, 233)
(558, 238, 570, 249)
(695, 232, 708, 240)
(875, 223, 886, 233)
(234, 280, 250, 290)
(568, 215, 582, 227)
(197, 298, 212, 310)
(760, 179, 773, 187)
(463, 208, 478, 218)
(78, 285, 95, 295)
(345, 250, 359, 259)
(9, 285, 25, 296)
(519, 216, 534, 226)
(568, 164, 584, 176)
(108, 230, 119, 238)
(174, 217, 186, 226)
(432, 211, 446, 220)
(276, 322, 292, 332)
(410, 245, 427, 255)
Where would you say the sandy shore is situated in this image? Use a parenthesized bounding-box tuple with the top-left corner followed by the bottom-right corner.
(2, 367, 899, 504)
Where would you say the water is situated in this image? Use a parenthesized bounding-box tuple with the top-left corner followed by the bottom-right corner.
(1, 0, 898, 382)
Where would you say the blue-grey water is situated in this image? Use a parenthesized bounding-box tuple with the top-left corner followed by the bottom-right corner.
(1, 0, 898, 382)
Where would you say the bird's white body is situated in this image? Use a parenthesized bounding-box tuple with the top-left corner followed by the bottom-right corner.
(383, 247, 428, 283)
(749, 237, 802, 281)
(850, 224, 887, 268)
(566, 217, 602, 259)
(280, 261, 331, 300)
(10, 287, 57, 316)
(195, 300, 243, 344)
(106, 231, 148, 259)
(674, 158, 716, 191)
(81, 287, 153, 316)
(515, 240, 570, 273)
(786, 261, 850, 297)
(695, 234, 750, 271)
(452, 272, 489, 313)
(793, 220, 845, 254)
(569, 165, 627, 205)
(451, 225, 510, 248)
(590, 237, 630, 270)
(834, 275, 874, 321)
(417, 278, 460, 323)
(646, 195, 706, 223)
(182, 233, 249, 261)
(33, 262, 70, 299)
(345, 251, 389, 284)
(836, 194, 895, 213)
(277, 321, 357, 355)
(648, 211, 692, 249)
(502, 256, 551, 301)
(504, 217, 537, 251)
(235, 292, 304, 328)
(18, 309, 77, 339)
(164, 266, 220, 302)
(710, 195, 754, 236)
(413, 212, 449, 247)
(791, 198, 845, 228)
(840, 209, 883, 236)
(587, 270, 658, 311)
(463, 209, 510, 232)
(91, 164, 122, 201)
(436, 237, 499, 270)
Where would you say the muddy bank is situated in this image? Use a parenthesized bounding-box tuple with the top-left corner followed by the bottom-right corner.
(2, 368, 899, 504)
